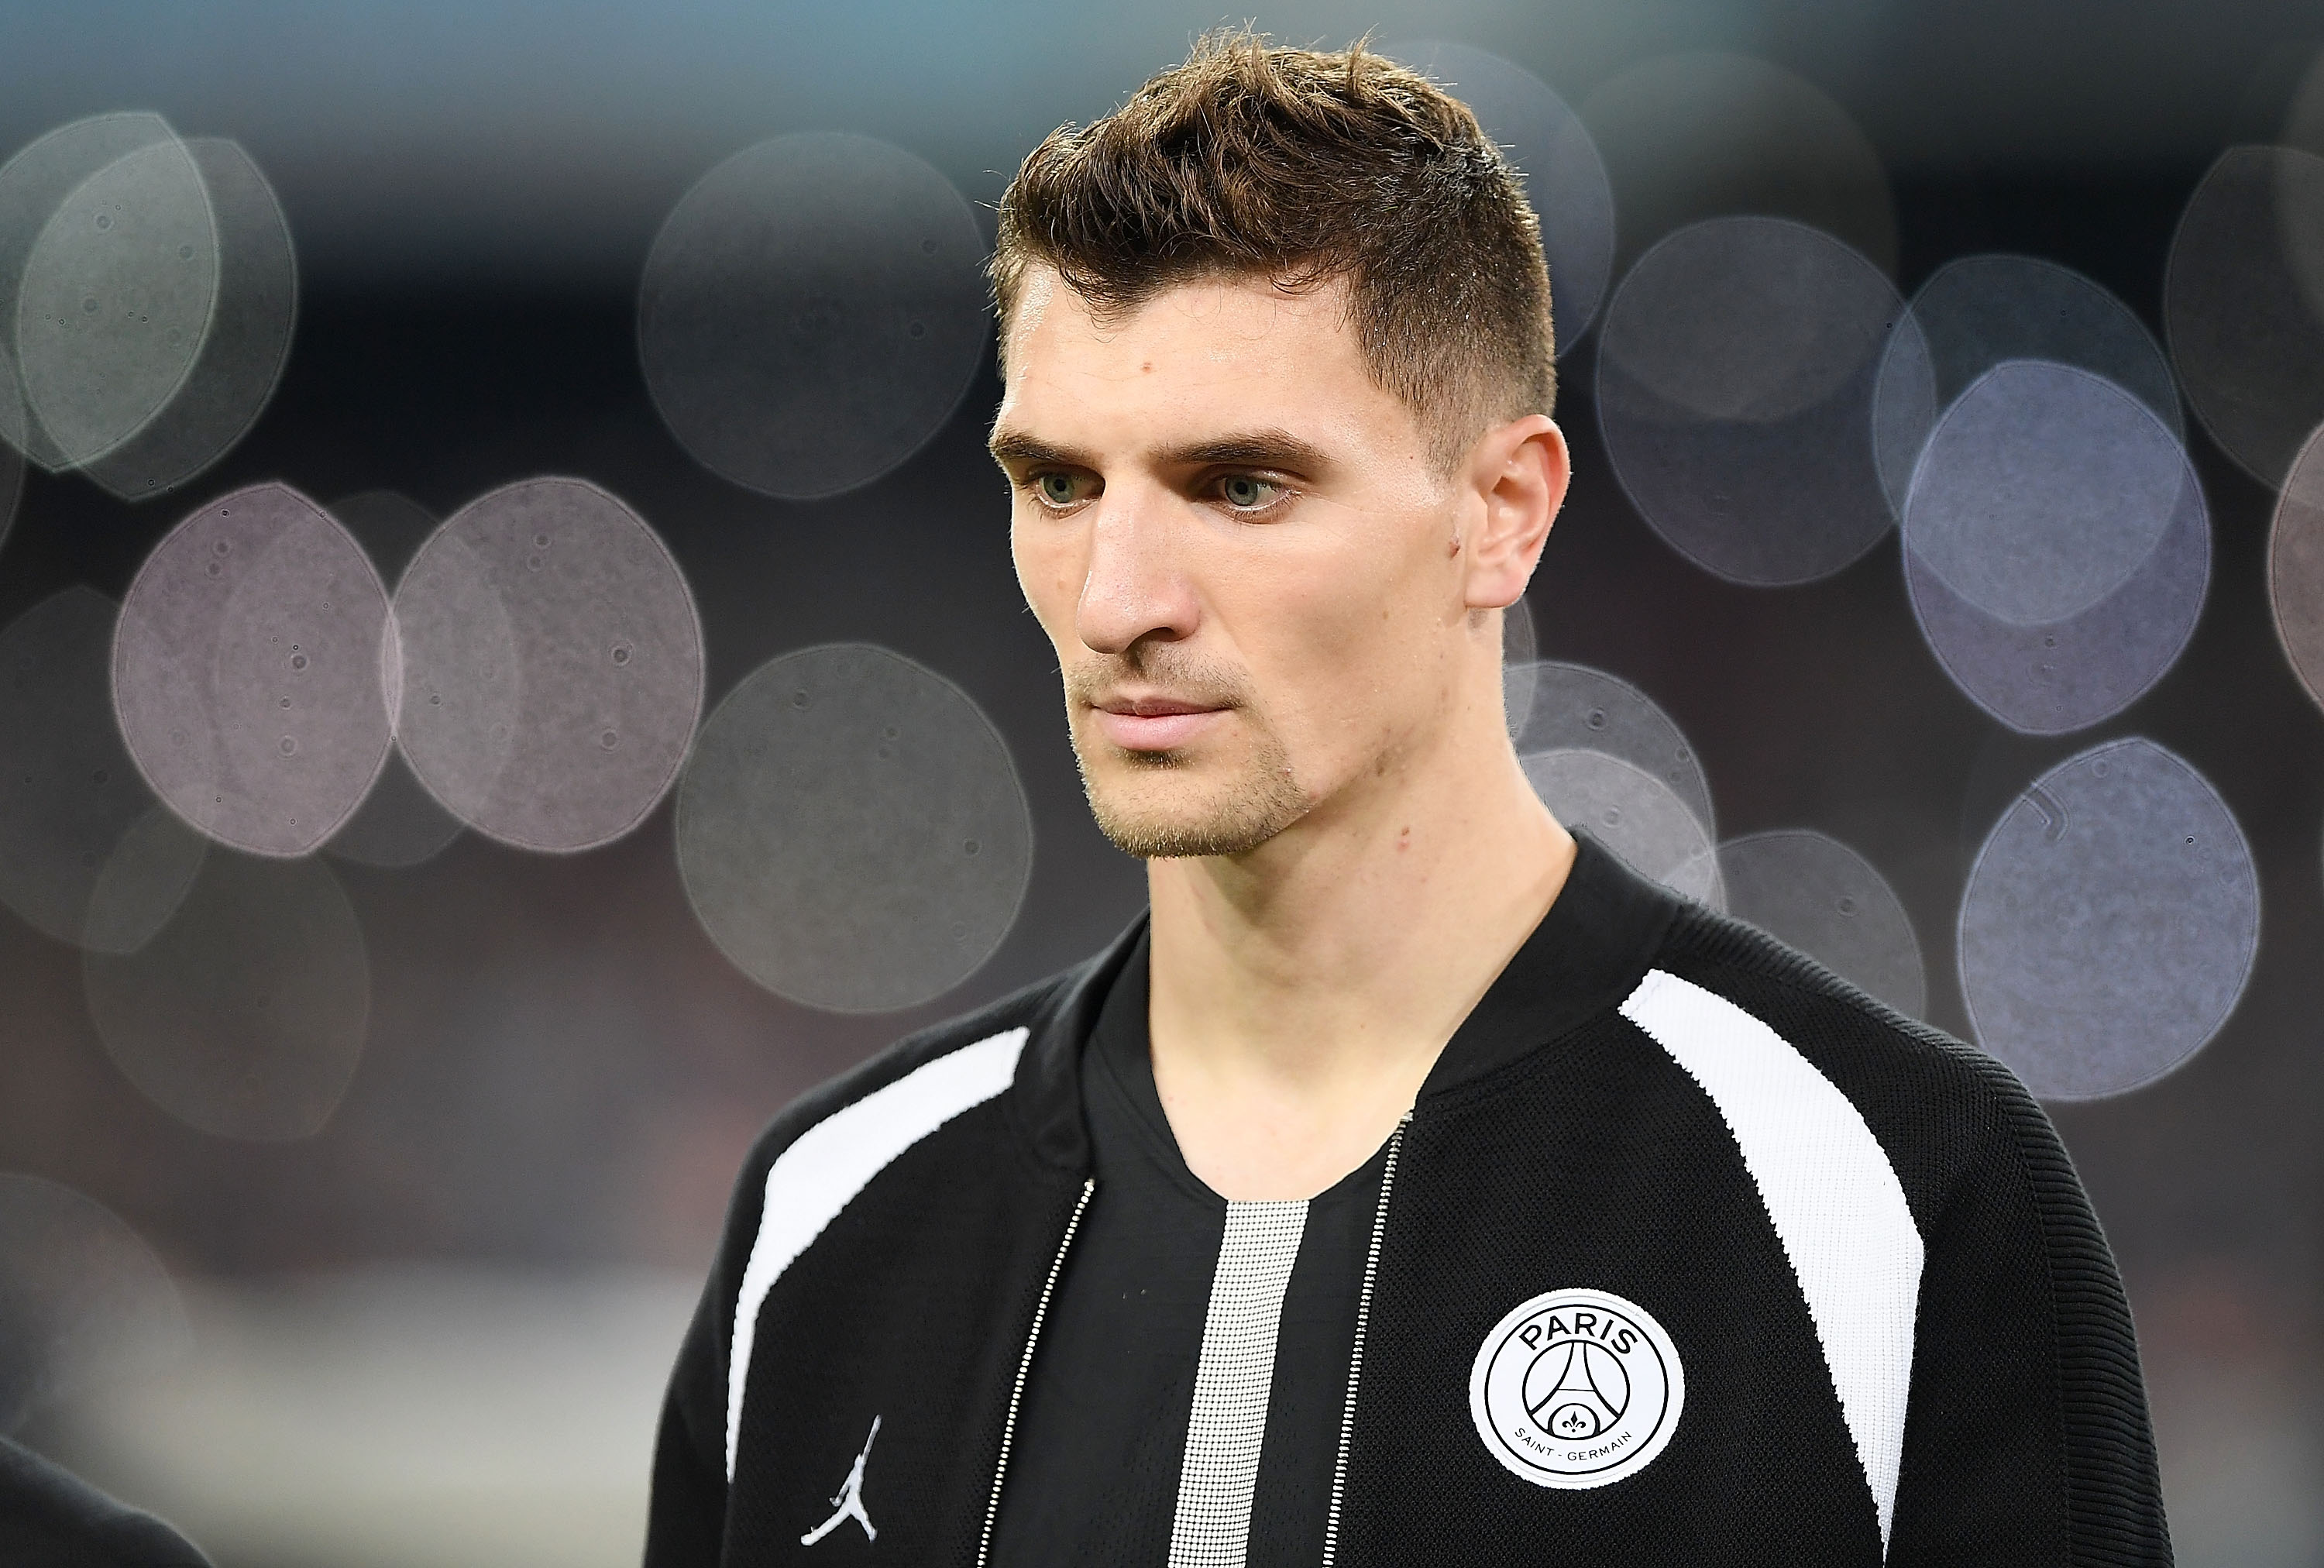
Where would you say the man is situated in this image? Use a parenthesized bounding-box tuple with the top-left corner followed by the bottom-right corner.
(648, 33, 2169, 1566)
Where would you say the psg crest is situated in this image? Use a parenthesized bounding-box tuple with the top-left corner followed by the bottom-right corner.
(1469, 1288, 1684, 1488)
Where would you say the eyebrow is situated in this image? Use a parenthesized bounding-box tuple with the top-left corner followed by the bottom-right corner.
(986, 426, 1329, 474)
(1156, 429, 1329, 473)
(986, 429, 1086, 466)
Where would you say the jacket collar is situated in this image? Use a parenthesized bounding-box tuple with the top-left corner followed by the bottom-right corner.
(1003, 831, 1681, 1171)
(1006, 913, 1147, 1174)
(1418, 830, 1681, 1098)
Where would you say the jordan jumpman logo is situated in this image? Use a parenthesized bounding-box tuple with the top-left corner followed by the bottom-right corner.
(800, 1416, 881, 1546)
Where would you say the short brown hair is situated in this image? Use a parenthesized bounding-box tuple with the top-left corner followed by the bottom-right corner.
(992, 30, 1556, 469)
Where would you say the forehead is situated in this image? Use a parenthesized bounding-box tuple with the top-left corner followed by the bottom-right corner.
(995, 266, 1416, 457)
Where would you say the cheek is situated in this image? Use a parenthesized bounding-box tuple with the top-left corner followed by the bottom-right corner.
(1307, 516, 1448, 642)
(1239, 519, 1449, 723)
(1010, 515, 1084, 643)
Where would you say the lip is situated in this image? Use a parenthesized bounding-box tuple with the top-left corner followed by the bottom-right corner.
(1089, 695, 1229, 752)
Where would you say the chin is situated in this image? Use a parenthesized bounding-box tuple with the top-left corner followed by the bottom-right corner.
(1079, 754, 1311, 861)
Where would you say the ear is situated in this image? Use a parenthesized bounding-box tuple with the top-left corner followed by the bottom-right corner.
(1458, 414, 1569, 612)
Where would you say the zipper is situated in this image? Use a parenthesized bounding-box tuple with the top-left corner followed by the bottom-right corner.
(1320, 1112, 1410, 1567)
(976, 1175, 1095, 1567)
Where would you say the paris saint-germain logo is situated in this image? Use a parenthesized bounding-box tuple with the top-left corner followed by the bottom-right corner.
(1469, 1288, 1684, 1488)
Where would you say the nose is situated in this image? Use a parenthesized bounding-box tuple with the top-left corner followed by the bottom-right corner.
(1074, 483, 1201, 657)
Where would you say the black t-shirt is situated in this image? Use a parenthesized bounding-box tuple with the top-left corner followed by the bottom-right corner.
(985, 934, 1391, 1566)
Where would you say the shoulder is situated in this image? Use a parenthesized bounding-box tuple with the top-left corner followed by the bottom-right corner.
(1635, 902, 2062, 1235)
(0, 1437, 211, 1567)
(725, 918, 1140, 1208)
(734, 963, 1080, 1198)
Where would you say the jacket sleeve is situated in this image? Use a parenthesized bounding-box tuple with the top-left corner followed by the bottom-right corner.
(1886, 1063, 2171, 1566)
(644, 1279, 734, 1568)
(645, 1130, 781, 1568)
(0, 1435, 215, 1568)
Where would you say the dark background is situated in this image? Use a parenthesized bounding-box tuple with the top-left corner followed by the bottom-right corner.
(1, 2, 2319, 1563)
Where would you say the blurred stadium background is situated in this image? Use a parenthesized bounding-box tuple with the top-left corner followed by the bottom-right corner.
(2, 1, 2322, 1563)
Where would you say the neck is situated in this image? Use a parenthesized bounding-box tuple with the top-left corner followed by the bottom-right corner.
(1142, 691, 1574, 1198)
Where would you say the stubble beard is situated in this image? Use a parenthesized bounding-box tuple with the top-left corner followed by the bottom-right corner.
(1063, 654, 1313, 859)
(1077, 734, 1312, 859)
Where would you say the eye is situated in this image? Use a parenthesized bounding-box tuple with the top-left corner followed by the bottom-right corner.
(1216, 474, 1286, 512)
(1033, 471, 1086, 508)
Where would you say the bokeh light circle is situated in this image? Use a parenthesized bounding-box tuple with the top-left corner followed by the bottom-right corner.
(1394, 41, 1615, 348)
(1717, 830, 1923, 1016)
(639, 132, 988, 500)
(321, 492, 464, 869)
(394, 476, 703, 854)
(1903, 362, 2184, 625)
(1521, 748, 1720, 906)
(1580, 52, 1896, 273)
(677, 642, 1033, 1013)
(0, 374, 21, 558)
(2285, 44, 2324, 158)
(2163, 146, 2324, 488)
(1958, 738, 2257, 1100)
(77, 138, 297, 501)
(1511, 660, 1714, 838)
(326, 741, 465, 869)
(1603, 217, 1888, 423)
(114, 483, 394, 857)
(2267, 423, 2324, 714)
(84, 847, 370, 1140)
(80, 805, 208, 956)
(0, 1174, 187, 1431)
(1597, 216, 1901, 586)
(0, 112, 180, 466)
(1903, 379, 2209, 734)
(0, 586, 205, 949)
(330, 490, 438, 586)
(1872, 256, 2180, 514)
(0, 117, 287, 499)
(16, 135, 218, 469)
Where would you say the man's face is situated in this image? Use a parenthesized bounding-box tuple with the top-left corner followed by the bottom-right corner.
(991, 268, 1495, 859)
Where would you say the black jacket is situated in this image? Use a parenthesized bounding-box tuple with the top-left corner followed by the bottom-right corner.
(0, 1438, 211, 1568)
(648, 839, 2168, 1566)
